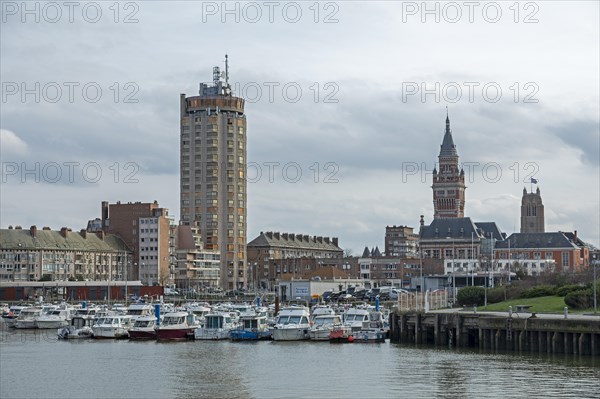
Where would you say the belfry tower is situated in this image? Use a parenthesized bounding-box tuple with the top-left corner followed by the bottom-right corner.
(432, 112, 466, 219)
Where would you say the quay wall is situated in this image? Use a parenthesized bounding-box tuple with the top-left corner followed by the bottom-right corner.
(389, 311, 600, 356)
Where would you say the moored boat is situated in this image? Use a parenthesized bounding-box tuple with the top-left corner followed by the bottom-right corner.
(271, 306, 311, 341)
(194, 312, 237, 340)
(92, 315, 133, 339)
(128, 315, 158, 340)
(309, 314, 343, 341)
(57, 315, 94, 339)
(1, 305, 28, 328)
(155, 311, 199, 341)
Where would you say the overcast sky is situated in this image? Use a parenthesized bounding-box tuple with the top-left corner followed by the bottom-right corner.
(1, 1, 599, 253)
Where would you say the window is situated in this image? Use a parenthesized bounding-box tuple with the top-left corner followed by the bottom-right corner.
(562, 252, 569, 267)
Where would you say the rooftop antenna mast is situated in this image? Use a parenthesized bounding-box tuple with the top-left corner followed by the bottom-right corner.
(225, 54, 229, 87)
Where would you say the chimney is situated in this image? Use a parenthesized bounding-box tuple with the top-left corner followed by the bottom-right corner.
(96, 230, 105, 240)
(80, 229, 87, 239)
(42, 226, 50, 230)
(30, 225, 37, 237)
(101, 201, 109, 230)
(296, 234, 302, 241)
(8, 225, 13, 229)
(574, 230, 578, 243)
(332, 237, 338, 247)
(282, 233, 288, 240)
(303, 235, 309, 242)
(266, 232, 273, 239)
(274, 232, 280, 240)
(290, 234, 295, 241)
(60, 227, 69, 238)
(15, 225, 22, 230)
(321, 237, 327, 244)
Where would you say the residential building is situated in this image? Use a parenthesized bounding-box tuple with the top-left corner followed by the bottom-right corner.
(180, 56, 247, 290)
(0, 225, 131, 282)
(247, 231, 343, 290)
(385, 225, 418, 257)
(173, 224, 220, 290)
(101, 200, 172, 284)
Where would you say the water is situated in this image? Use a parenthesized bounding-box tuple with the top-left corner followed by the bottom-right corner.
(1, 325, 599, 399)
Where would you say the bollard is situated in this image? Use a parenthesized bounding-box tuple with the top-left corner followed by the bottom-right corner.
(564, 306, 568, 319)
(509, 306, 513, 317)
(473, 306, 477, 314)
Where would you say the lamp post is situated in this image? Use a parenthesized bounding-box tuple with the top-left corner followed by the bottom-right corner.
(593, 259, 598, 314)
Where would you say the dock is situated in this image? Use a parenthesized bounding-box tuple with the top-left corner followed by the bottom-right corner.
(389, 309, 600, 356)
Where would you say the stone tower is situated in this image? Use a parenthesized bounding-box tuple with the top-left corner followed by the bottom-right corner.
(432, 113, 466, 219)
(520, 186, 545, 233)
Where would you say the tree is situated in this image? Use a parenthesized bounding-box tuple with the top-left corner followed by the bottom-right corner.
(343, 248, 354, 257)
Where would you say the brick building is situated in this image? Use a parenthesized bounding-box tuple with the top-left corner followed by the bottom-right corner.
(101, 200, 172, 284)
(385, 225, 418, 257)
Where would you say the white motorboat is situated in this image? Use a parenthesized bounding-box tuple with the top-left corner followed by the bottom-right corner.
(36, 304, 73, 329)
(308, 314, 343, 341)
(15, 307, 44, 329)
(92, 315, 133, 339)
(194, 312, 237, 340)
(57, 316, 94, 339)
(271, 306, 311, 341)
(126, 303, 154, 320)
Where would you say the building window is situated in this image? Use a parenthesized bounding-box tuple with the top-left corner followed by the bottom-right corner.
(562, 252, 569, 267)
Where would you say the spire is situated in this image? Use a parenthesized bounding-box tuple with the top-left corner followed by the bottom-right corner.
(440, 111, 457, 157)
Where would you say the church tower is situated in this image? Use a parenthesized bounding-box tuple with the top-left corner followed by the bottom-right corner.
(520, 186, 545, 233)
(432, 112, 466, 219)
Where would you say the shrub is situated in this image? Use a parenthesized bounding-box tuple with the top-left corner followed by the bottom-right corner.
(456, 286, 485, 306)
(520, 285, 556, 298)
(486, 287, 506, 304)
(564, 289, 593, 310)
(555, 284, 584, 297)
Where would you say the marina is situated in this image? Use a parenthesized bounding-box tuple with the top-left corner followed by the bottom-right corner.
(1, 319, 599, 399)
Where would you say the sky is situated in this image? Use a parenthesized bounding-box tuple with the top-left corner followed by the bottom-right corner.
(1, 1, 599, 254)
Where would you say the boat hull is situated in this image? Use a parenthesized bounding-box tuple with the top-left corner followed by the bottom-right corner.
(156, 328, 195, 341)
(36, 320, 68, 329)
(92, 327, 129, 339)
(308, 328, 334, 341)
(230, 329, 270, 341)
(128, 329, 157, 340)
(272, 326, 309, 341)
(194, 329, 231, 340)
(15, 320, 37, 329)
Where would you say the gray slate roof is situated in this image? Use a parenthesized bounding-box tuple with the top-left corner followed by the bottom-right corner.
(247, 232, 341, 252)
(0, 229, 131, 252)
(494, 232, 579, 250)
(475, 222, 504, 241)
(420, 217, 481, 240)
(439, 115, 457, 157)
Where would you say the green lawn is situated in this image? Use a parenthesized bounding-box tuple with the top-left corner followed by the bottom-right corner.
(482, 296, 581, 314)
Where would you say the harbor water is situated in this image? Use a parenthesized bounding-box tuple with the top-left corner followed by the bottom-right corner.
(1, 324, 599, 399)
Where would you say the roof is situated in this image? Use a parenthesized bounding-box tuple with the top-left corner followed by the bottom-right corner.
(494, 232, 579, 250)
(304, 266, 350, 280)
(0, 228, 131, 253)
(420, 217, 481, 241)
(474, 222, 504, 241)
(247, 232, 341, 252)
(439, 116, 457, 157)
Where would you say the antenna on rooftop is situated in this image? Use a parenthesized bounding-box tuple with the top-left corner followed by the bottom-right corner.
(225, 54, 229, 86)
